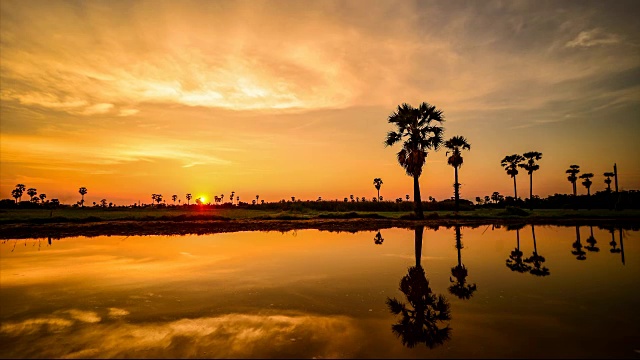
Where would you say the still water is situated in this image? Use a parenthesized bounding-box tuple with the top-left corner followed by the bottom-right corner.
(1, 225, 638, 358)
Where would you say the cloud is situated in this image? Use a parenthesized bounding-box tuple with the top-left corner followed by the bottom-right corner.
(566, 28, 621, 48)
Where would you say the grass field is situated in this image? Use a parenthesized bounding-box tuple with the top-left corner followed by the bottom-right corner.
(1, 207, 639, 224)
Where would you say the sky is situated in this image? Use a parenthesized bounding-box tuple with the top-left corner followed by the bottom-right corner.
(1, 0, 639, 205)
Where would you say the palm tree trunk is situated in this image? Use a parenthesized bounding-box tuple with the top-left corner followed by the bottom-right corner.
(413, 174, 424, 219)
(529, 173, 533, 210)
(454, 166, 460, 212)
(572, 181, 578, 210)
(587, 188, 591, 210)
(377, 189, 380, 202)
(415, 226, 423, 268)
(513, 176, 518, 201)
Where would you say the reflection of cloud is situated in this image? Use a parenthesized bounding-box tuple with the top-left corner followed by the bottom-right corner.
(66, 309, 101, 323)
(1, 311, 362, 358)
(108, 308, 130, 317)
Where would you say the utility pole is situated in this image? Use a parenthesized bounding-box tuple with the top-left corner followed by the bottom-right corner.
(614, 163, 621, 210)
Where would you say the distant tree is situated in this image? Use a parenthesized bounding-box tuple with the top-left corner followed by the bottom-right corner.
(484, 195, 490, 204)
(501, 154, 524, 200)
(291, 196, 296, 202)
(344, 197, 348, 202)
(236, 195, 239, 203)
(444, 136, 471, 212)
(475, 197, 482, 205)
(78, 187, 88, 207)
(11, 188, 22, 203)
(261, 199, 265, 204)
(379, 196, 384, 202)
(50, 199, 60, 207)
(385, 102, 445, 219)
(221, 194, 225, 203)
(100, 199, 107, 207)
(153, 194, 163, 205)
(373, 178, 383, 203)
(603, 172, 614, 193)
(252, 200, 256, 205)
(356, 197, 360, 202)
(374, 231, 384, 245)
(27, 188, 38, 201)
(580, 173, 594, 210)
(491, 191, 502, 204)
(15, 184, 26, 202)
(406, 194, 410, 201)
(519, 151, 542, 210)
(172, 195, 178, 204)
(195, 198, 202, 205)
(230, 191, 235, 204)
(350, 194, 354, 202)
(256, 195, 259, 203)
(186, 193, 192, 205)
(39, 193, 46, 203)
(566, 165, 580, 196)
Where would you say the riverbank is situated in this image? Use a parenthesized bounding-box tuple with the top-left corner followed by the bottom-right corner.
(1, 208, 639, 239)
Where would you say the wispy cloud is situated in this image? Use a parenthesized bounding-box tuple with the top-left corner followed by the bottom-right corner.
(566, 28, 621, 48)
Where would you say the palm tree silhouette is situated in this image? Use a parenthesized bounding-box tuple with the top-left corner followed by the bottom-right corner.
(501, 154, 524, 201)
(11, 188, 22, 204)
(518, 151, 542, 210)
(566, 165, 580, 192)
(27, 188, 37, 201)
(374, 231, 384, 245)
(505, 224, 532, 273)
(585, 226, 599, 252)
(386, 226, 451, 349)
(256, 195, 259, 203)
(579, 173, 594, 210)
(385, 103, 445, 219)
(186, 193, 192, 205)
(444, 136, 471, 212)
(449, 225, 477, 299)
(524, 225, 550, 276)
(603, 172, 614, 193)
(172, 195, 178, 204)
(39, 193, 46, 203)
(230, 191, 235, 204)
(373, 178, 383, 202)
(15, 184, 26, 202)
(571, 226, 587, 260)
(78, 187, 88, 207)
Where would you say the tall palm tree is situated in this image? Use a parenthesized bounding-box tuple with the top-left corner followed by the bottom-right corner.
(524, 225, 550, 276)
(256, 195, 259, 203)
(27, 188, 38, 201)
(603, 172, 614, 192)
(566, 165, 580, 196)
(11, 188, 22, 204)
(15, 184, 26, 202)
(386, 226, 451, 349)
(506, 224, 532, 273)
(449, 225, 477, 299)
(444, 136, 471, 212)
(580, 173, 594, 210)
(518, 151, 542, 210)
(172, 195, 178, 204)
(373, 178, 383, 202)
(385, 102, 445, 219)
(39, 193, 46, 203)
(186, 193, 192, 205)
(78, 187, 88, 207)
(501, 154, 524, 201)
(230, 191, 235, 205)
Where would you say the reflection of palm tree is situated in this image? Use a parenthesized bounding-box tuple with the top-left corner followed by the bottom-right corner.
(448, 225, 477, 299)
(444, 136, 471, 212)
(386, 226, 451, 349)
(374, 231, 384, 245)
(618, 227, 625, 266)
(585, 226, 599, 252)
(385, 103, 445, 219)
(608, 227, 621, 254)
(524, 225, 550, 276)
(571, 226, 587, 260)
(506, 224, 532, 273)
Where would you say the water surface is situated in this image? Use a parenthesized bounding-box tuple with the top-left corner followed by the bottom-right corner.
(1, 225, 638, 358)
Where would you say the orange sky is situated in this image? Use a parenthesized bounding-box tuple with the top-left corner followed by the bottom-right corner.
(1, 0, 639, 205)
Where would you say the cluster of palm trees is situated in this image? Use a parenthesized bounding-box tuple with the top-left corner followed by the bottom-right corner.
(566, 164, 618, 210)
(11, 184, 52, 205)
(500, 152, 543, 210)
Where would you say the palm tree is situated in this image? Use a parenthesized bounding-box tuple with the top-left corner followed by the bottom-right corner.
(11, 188, 22, 204)
(27, 188, 37, 201)
(39, 193, 46, 203)
(603, 172, 614, 192)
(15, 184, 26, 202)
(518, 151, 542, 210)
(566, 164, 580, 196)
(449, 225, 477, 299)
(154, 194, 163, 205)
(256, 195, 259, 203)
(373, 178, 383, 202)
(186, 193, 192, 205)
(580, 173, 594, 210)
(78, 187, 88, 207)
(406, 194, 410, 201)
(172, 195, 178, 204)
(386, 226, 451, 349)
(506, 224, 532, 273)
(385, 102, 445, 219)
(524, 225, 550, 276)
(501, 154, 524, 201)
(444, 136, 471, 212)
(230, 191, 235, 204)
